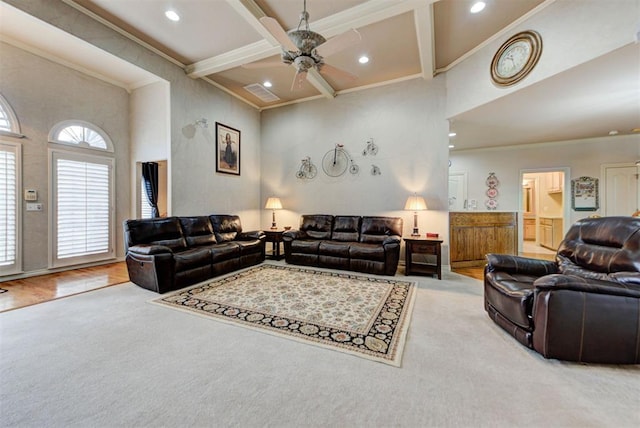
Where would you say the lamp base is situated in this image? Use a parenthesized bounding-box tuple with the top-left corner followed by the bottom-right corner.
(270, 223, 277, 230)
(411, 228, 420, 237)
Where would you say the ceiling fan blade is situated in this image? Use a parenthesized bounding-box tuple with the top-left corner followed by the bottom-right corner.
(241, 60, 287, 69)
(259, 16, 298, 52)
(291, 70, 308, 91)
(315, 29, 361, 58)
(319, 63, 357, 81)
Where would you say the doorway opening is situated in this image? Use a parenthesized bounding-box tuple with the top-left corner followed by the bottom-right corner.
(520, 168, 569, 257)
(136, 160, 168, 219)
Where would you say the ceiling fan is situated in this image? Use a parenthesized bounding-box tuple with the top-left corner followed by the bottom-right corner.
(256, 0, 362, 90)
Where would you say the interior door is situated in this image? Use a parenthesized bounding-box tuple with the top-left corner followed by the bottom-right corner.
(448, 172, 467, 211)
(604, 165, 639, 216)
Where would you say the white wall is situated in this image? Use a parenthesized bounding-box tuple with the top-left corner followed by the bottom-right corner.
(446, 0, 639, 118)
(261, 76, 451, 262)
(449, 134, 640, 231)
(8, 0, 264, 231)
(0, 41, 130, 272)
(130, 80, 170, 218)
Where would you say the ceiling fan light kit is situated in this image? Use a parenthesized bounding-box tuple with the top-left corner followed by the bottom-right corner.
(258, 0, 361, 90)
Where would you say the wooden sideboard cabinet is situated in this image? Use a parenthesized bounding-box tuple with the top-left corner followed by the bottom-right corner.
(539, 217, 563, 250)
(524, 218, 536, 241)
(450, 212, 518, 268)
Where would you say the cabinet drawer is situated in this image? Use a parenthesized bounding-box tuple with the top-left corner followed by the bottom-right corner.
(410, 242, 439, 254)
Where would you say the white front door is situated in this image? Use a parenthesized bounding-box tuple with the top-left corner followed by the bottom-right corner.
(603, 164, 639, 216)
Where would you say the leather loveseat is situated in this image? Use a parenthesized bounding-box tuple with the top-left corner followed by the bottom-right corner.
(282, 214, 403, 275)
(124, 215, 265, 293)
(484, 216, 640, 364)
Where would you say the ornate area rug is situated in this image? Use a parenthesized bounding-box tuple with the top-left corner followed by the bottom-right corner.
(152, 264, 417, 367)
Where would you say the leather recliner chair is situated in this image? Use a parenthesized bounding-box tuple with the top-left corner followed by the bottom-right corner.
(484, 216, 640, 364)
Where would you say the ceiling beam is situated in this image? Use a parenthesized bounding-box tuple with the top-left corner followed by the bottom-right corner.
(414, 4, 435, 80)
(186, 0, 434, 78)
(189, 0, 337, 98)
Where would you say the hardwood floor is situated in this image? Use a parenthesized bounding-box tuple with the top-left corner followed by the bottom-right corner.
(0, 262, 129, 312)
(451, 250, 555, 281)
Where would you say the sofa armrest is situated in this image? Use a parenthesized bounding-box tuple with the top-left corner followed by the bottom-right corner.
(237, 230, 265, 241)
(128, 244, 173, 255)
(282, 230, 299, 242)
(534, 274, 640, 299)
(485, 254, 558, 276)
(382, 235, 401, 246)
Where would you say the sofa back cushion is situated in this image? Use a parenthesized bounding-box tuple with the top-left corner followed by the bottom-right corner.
(124, 217, 187, 251)
(299, 215, 334, 240)
(360, 216, 403, 243)
(179, 216, 217, 246)
(210, 215, 243, 242)
(557, 216, 640, 275)
(332, 216, 361, 242)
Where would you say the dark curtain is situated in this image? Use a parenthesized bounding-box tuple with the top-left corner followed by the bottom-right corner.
(141, 162, 159, 218)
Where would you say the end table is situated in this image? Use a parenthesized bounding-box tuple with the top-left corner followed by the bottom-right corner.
(403, 237, 443, 279)
(263, 230, 284, 260)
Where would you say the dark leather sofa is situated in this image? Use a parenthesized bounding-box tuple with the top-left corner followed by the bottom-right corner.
(124, 215, 265, 293)
(282, 214, 403, 275)
(484, 216, 640, 364)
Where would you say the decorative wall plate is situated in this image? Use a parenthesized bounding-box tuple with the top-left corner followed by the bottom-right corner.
(486, 188, 498, 198)
(485, 199, 498, 210)
(490, 30, 543, 87)
(486, 172, 499, 188)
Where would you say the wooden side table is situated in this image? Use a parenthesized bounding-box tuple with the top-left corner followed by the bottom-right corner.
(263, 230, 284, 260)
(404, 237, 443, 279)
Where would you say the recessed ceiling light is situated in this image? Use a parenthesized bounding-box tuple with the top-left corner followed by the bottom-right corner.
(470, 2, 486, 14)
(165, 10, 180, 22)
(449, 144, 455, 149)
(449, 132, 457, 137)
(608, 130, 619, 136)
(263, 81, 272, 88)
(358, 56, 369, 64)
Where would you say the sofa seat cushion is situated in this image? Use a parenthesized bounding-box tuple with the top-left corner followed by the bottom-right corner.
(291, 239, 321, 254)
(236, 239, 263, 255)
(348, 242, 385, 262)
(319, 241, 350, 257)
(174, 248, 213, 271)
(484, 272, 537, 330)
(210, 242, 240, 262)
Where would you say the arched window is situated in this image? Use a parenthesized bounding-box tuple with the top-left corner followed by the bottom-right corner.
(48, 120, 113, 152)
(0, 93, 22, 138)
(48, 121, 115, 267)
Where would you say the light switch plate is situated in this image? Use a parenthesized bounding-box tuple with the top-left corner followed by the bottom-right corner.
(26, 203, 43, 211)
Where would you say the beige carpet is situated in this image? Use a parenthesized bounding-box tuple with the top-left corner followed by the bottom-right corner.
(1, 260, 638, 427)
(153, 265, 416, 367)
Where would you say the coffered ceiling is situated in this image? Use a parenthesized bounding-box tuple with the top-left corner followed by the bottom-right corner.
(1, 0, 638, 150)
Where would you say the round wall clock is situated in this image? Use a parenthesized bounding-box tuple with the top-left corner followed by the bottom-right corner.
(490, 30, 542, 87)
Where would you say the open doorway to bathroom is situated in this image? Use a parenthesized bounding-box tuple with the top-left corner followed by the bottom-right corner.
(521, 169, 568, 258)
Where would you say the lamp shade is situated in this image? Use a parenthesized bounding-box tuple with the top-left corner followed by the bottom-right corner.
(265, 197, 282, 210)
(404, 194, 427, 211)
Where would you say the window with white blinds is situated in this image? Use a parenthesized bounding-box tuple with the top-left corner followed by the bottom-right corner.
(0, 142, 21, 275)
(51, 150, 114, 267)
(140, 179, 152, 219)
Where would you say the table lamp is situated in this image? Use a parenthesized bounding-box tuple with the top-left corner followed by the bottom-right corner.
(265, 197, 283, 230)
(404, 194, 427, 237)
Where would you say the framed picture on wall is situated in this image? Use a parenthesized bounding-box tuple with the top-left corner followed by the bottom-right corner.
(571, 176, 599, 211)
(215, 122, 240, 176)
